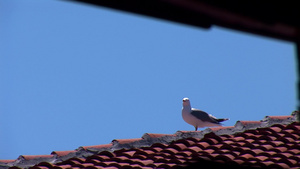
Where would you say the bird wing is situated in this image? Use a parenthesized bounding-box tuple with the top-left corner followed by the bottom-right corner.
(190, 109, 220, 124)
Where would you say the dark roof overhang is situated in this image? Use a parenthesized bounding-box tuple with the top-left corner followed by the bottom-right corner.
(69, 0, 300, 42)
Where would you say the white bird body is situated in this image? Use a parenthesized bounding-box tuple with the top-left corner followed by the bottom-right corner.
(182, 108, 222, 128)
(182, 98, 229, 131)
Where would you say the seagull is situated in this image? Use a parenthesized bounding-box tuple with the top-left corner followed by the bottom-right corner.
(182, 98, 229, 131)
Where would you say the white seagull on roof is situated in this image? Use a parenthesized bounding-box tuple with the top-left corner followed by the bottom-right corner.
(182, 98, 229, 131)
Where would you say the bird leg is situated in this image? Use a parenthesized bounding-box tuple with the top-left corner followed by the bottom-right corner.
(194, 126, 198, 131)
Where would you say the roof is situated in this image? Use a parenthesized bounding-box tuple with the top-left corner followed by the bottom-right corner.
(1, 112, 300, 169)
(70, 0, 300, 42)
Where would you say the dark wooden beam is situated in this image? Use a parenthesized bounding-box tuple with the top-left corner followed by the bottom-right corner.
(68, 0, 300, 42)
(68, 0, 212, 29)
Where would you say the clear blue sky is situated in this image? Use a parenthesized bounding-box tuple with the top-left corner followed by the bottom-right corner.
(0, 0, 297, 159)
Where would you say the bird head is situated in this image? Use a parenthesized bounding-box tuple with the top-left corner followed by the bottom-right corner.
(182, 98, 190, 106)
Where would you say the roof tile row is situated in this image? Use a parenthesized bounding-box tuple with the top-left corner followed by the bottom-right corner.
(0, 112, 299, 169)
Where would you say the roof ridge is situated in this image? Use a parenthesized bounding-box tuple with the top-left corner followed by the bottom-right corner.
(1, 111, 298, 169)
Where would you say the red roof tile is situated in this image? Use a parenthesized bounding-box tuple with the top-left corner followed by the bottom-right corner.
(51, 150, 76, 157)
(142, 133, 175, 138)
(20, 155, 54, 161)
(112, 138, 142, 145)
(1, 112, 300, 169)
(267, 115, 293, 120)
(0, 160, 15, 164)
(80, 143, 112, 150)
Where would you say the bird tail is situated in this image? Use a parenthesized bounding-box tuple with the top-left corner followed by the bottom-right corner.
(216, 118, 229, 122)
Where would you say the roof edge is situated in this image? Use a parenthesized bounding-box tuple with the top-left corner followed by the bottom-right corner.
(1, 111, 298, 168)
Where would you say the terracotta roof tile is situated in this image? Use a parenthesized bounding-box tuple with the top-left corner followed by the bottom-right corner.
(0, 160, 15, 164)
(269, 140, 285, 147)
(238, 120, 262, 126)
(133, 159, 154, 165)
(258, 144, 274, 151)
(54, 164, 72, 168)
(86, 154, 110, 162)
(112, 138, 142, 145)
(51, 150, 76, 157)
(269, 162, 291, 169)
(30, 166, 49, 169)
(255, 155, 269, 161)
(142, 133, 175, 138)
(100, 167, 118, 169)
(80, 143, 112, 151)
(267, 115, 293, 119)
(20, 155, 54, 161)
(288, 149, 300, 154)
(2, 112, 300, 169)
(161, 147, 179, 155)
(207, 126, 235, 132)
